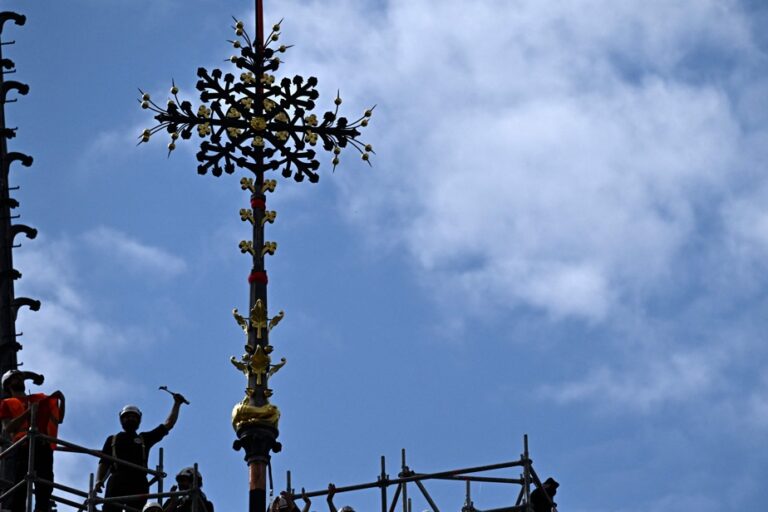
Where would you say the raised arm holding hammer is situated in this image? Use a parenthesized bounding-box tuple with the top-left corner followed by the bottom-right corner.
(96, 390, 188, 512)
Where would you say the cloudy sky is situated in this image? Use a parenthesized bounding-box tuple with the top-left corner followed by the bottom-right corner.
(3, 1, 767, 511)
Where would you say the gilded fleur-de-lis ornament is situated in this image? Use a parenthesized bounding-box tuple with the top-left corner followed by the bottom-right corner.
(250, 299, 268, 338)
(232, 300, 284, 339)
(230, 344, 286, 386)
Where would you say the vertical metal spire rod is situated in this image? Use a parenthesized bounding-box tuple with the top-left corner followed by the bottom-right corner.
(0, 11, 38, 379)
(246, 6, 268, 512)
(138, 2, 374, 511)
(255, 0, 264, 53)
(0, 12, 20, 375)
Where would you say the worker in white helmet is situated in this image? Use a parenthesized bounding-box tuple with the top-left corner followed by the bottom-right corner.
(94, 392, 187, 512)
(326, 484, 355, 512)
(0, 369, 64, 512)
(268, 490, 310, 512)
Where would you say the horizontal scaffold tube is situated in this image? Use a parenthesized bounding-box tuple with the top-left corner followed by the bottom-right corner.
(98, 489, 192, 503)
(291, 459, 527, 500)
(38, 434, 166, 478)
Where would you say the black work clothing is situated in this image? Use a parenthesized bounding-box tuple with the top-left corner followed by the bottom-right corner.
(4, 439, 54, 512)
(100, 425, 168, 512)
(530, 486, 556, 512)
(165, 490, 214, 512)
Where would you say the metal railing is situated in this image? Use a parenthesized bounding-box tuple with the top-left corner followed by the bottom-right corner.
(0, 404, 204, 512)
(285, 435, 559, 512)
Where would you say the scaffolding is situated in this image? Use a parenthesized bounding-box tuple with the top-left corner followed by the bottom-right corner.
(284, 435, 557, 512)
(0, 405, 205, 512)
(0, 412, 558, 512)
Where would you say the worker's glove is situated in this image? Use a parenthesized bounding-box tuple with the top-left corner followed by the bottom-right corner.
(170, 392, 189, 405)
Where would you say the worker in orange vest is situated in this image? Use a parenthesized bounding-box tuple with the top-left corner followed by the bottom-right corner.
(0, 369, 65, 512)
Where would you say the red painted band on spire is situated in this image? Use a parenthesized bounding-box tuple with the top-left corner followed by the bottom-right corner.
(248, 271, 268, 284)
(251, 198, 266, 210)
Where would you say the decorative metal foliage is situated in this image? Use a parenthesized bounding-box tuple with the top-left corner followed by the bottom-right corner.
(138, 19, 374, 182)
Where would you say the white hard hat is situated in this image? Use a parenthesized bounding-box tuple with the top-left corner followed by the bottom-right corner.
(142, 502, 163, 512)
(273, 496, 289, 509)
(119, 405, 142, 419)
(1, 370, 23, 390)
(340, 507, 356, 512)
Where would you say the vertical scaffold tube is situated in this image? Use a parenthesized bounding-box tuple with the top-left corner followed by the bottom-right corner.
(157, 447, 164, 506)
(25, 404, 37, 512)
(401, 449, 408, 512)
(88, 473, 95, 512)
(523, 435, 531, 512)
(380, 456, 387, 512)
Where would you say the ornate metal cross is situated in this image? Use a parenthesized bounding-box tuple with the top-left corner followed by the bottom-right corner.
(139, 20, 374, 182)
(139, 3, 373, 512)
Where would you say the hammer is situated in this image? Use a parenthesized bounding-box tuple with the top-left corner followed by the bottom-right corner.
(158, 385, 190, 405)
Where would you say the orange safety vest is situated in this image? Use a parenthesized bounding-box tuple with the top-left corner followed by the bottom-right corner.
(1, 394, 61, 449)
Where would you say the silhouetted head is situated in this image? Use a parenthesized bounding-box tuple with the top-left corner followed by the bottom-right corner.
(543, 477, 559, 496)
(119, 405, 142, 433)
(176, 467, 202, 490)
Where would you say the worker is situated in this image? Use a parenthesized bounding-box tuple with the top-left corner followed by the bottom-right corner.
(269, 491, 310, 512)
(326, 484, 354, 512)
(163, 466, 213, 512)
(143, 503, 163, 512)
(0, 369, 65, 512)
(95, 392, 187, 512)
(530, 477, 559, 512)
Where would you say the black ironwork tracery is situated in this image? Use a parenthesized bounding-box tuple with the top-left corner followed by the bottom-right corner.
(139, 20, 374, 182)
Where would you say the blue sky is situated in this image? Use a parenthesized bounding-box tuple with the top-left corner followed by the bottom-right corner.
(3, 1, 768, 511)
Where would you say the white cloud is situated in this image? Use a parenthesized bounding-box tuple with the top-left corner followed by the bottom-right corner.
(544, 349, 725, 413)
(251, 1, 768, 422)
(12, 231, 184, 495)
(12, 229, 182, 405)
(272, 0, 761, 322)
(83, 226, 187, 278)
(722, 184, 768, 264)
(13, 236, 131, 404)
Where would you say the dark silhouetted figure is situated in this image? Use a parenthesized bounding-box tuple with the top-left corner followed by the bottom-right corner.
(269, 491, 311, 512)
(164, 466, 214, 512)
(326, 484, 355, 512)
(95, 395, 186, 512)
(530, 477, 559, 512)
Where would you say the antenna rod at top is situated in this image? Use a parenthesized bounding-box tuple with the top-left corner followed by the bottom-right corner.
(255, 0, 264, 51)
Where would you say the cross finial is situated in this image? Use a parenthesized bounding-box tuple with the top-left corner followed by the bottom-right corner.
(138, 14, 374, 182)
